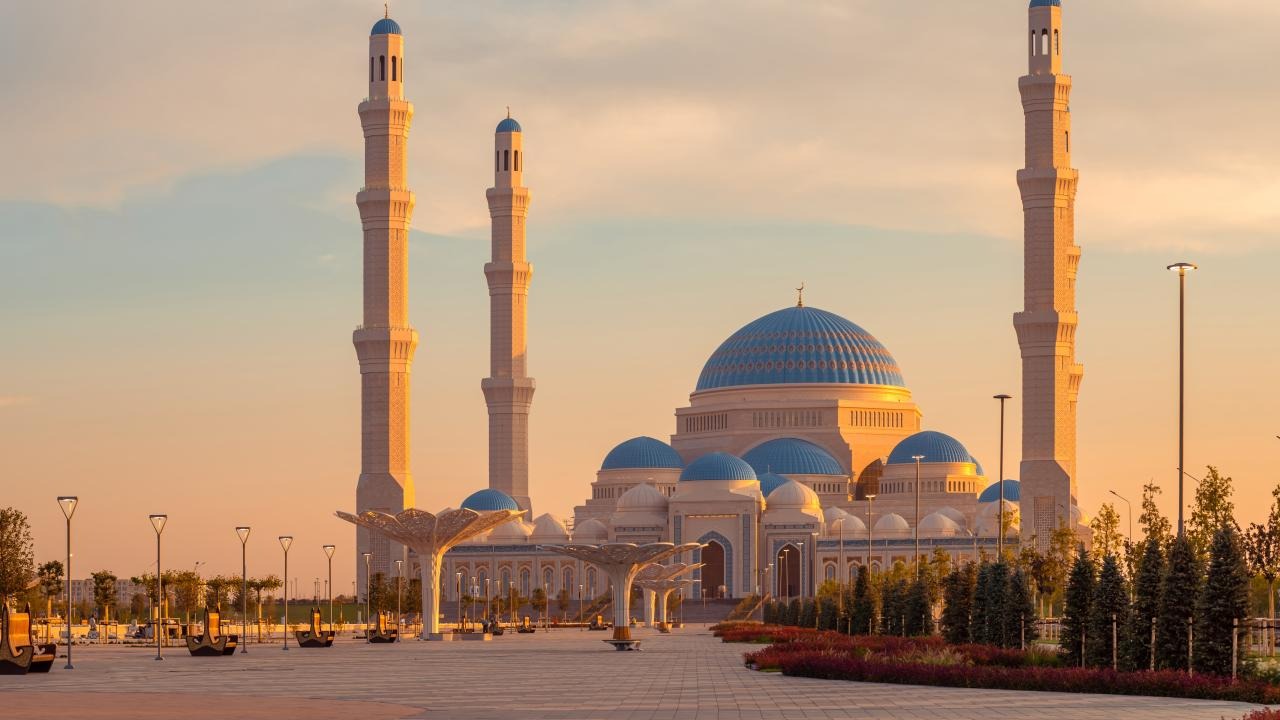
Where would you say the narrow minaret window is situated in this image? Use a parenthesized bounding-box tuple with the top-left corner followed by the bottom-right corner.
(380, 55, 385, 81)
(392, 56, 397, 81)
(370, 57, 374, 81)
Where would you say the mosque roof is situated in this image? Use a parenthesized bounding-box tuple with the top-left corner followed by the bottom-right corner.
(601, 436, 684, 471)
(696, 306, 905, 391)
(572, 518, 608, 541)
(616, 483, 668, 511)
(765, 479, 820, 509)
(978, 479, 1021, 503)
(679, 452, 757, 482)
(758, 472, 789, 498)
(461, 488, 520, 512)
(742, 438, 846, 477)
(887, 431, 979, 466)
(496, 117, 523, 133)
(371, 17, 402, 35)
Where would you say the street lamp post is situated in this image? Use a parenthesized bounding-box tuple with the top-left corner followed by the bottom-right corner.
(279, 536, 293, 651)
(781, 548, 791, 601)
(395, 559, 403, 642)
(322, 545, 336, 634)
(912, 455, 924, 580)
(456, 571, 463, 631)
(1109, 491, 1133, 545)
(236, 527, 250, 653)
(148, 514, 167, 661)
(56, 497, 77, 670)
(1167, 261, 1196, 536)
(578, 583, 583, 630)
(866, 494, 876, 572)
(994, 394, 1012, 558)
(362, 552, 373, 633)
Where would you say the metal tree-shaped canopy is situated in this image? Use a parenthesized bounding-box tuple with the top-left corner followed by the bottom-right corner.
(634, 562, 703, 627)
(539, 542, 702, 641)
(335, 507, 525, 638)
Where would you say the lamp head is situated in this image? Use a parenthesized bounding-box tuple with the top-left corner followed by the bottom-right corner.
(911, 454, 925, 462)
(362, 552, 372, 562)
(149, 514, 168, 534)
(994, 393, 1012, 401)
(236, 526, 251, 543)
(865, 494, 876, 501)
(57, 496, 79, 520)
(278, 535, 293, 552)
(1167, 261, 1198, 273)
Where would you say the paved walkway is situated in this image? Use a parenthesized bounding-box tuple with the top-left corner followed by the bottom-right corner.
(2, 628, 1266, 719)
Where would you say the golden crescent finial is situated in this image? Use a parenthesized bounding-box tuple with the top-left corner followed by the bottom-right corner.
(796, 282, 805, 308)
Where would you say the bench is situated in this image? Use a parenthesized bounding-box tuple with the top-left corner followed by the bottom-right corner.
(295, 608, 335, 648)
(1, 603, 57, 675)
(516, 616, 536, 634)
(185, 608, 237, 657)
(367, 611, 398, 644)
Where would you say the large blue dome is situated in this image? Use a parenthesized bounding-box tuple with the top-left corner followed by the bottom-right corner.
(601, 436, 684, 471)
(696, 306, 905, 391)
(371, 17, 402, 35)
(680, 452, 757, 482)
(1029, 0, 1062, 7)
(742, 438, 846, 477)
(461, 488, 519, 512)
(887, 431, 978, 466)
(758, 471, 789, 497)
(978, 479, 1021, 503)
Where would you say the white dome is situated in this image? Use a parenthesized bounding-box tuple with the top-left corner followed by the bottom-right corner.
(572, 518, 608, 542)
(616, 483, 668, 511)
(935, 506, 967, 529)
(490, 520, 532, 542)
(766, 479, 821, 509)
(823, 506, 851, 523)
(828, 514, 867, 536)
(918, 512, 962, 537)
(976, 500, 1020, 536)
(530, 513, 570, 541)
(874, 513, 910, 534)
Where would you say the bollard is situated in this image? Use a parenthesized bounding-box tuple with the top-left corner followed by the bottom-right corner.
(1081, 628, 1086, 669)
(1233, 618, 1239, 681)
(1112, 614, 1117, 671)
(1187, 617, 1194, 677)
(1150, 617, 1156, 671)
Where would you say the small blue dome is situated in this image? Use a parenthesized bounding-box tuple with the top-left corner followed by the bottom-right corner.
(601, 436, 684, 471)
(496, 117, 522, 133)
(758, 471, 789, 497)
(978, 479, 1021, 503)
(742, 438, 846, 477)
(680, 452, 757, 482)
(371, 18, 402, 35)
(887, 431, 978, 466)
(461, 488, 519, 512)
(1030, 0, 1062, 7)
(697, 306, 905, 391)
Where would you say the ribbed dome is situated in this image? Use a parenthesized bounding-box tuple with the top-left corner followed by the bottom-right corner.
(742, 438, 846, 477)
(758, 471, 789, 497)
(919, 512, 961, 536)
(874, 513, 910, 533)
(572, 518, 608, 541)
(490, 520, 532, 541)
(977, 500, 1020, 536)
(822, 506, 851, 523)
(978, 479, 1021, 503)
(829, 515, 866, 535)
(496, 117, 522, 133)
(461, 488, 520, 512)
(679, 452, 757, 482)
(887, 431, 978, 466)
(616, 483, 668, 511)
(765, 479, 820, 509)
(530, 513, 570, 541)
(601, 436, 684, 471)
(696, 306, 905, 391)
(936, 506, 967, 528)
(371, 17, 402, 35)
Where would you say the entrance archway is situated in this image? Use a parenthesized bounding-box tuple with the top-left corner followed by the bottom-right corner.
(776, 544, 801, 598)
(701, 541, 726, 598)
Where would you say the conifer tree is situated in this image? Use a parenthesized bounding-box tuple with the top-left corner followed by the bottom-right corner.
(1008, 567, 1039, 647)
(817, 596, 838, 631)
(940, 563, 976, 645)
(1086, 554, 1129, 668)
(787, 597, 802, 626)
(1156, 534, 1201, 671)
(984, 561, 1012, 647)
(1060, 547, 1095, 667)
(1124, 536, 1164, 671)
(850, 565, 875, 635)
(1193, 526, 1250, 676)
(904, 576, 935, 637)
(880, 577, 908, 636)
(971, 563, 993, 644)
(800, 598, 817, 628)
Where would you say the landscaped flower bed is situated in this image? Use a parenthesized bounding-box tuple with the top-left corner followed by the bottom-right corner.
(714, 623, 1280, 705)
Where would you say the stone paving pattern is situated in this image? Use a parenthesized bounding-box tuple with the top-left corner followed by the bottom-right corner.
(2, 628, 1265, 719)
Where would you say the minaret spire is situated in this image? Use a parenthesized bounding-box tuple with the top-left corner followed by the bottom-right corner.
(795, 282, 805, 308)
(1015, 0, 1083, 551)
(483, 114, 535, 512)
(354, 13, 416, 591)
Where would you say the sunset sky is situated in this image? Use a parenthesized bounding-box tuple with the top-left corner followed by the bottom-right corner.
(2, 0, 1277, 594)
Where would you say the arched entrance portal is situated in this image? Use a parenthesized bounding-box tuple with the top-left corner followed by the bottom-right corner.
(776, 544, 801, 598)
(701, 541, 726, 598)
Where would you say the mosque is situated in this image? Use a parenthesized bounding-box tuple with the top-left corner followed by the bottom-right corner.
(353, 0, 1088, 602)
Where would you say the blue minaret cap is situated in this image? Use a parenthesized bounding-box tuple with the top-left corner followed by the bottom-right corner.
(1029, 0, 1061, 7)
(496, 117, 522, 133)
(371, 17, 402, 35)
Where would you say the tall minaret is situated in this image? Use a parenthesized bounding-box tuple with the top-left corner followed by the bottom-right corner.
(482, 114, 535, 512)
(354, 13, 416, 589)
(1015, 0, 1084, 551)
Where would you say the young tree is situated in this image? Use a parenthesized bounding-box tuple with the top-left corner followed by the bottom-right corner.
(556, 588, 570, 620)
(368, 572, 393, 612)
(203, 576, 235, 611)
(1124, 536, 1164, 671)
(1008, 567, 1039, 647)
(1086, 555, 1129, 668)
(1039, 522, 1078, 617)
(799, 598, 818, 629)
(0, 507, 35, 603)
(904, 575, 936, 637)
(1090, 503, 1125, 563)
(1139, 481, 1173, 553)
(983, 562, 1012, 647)
(37, 560, 64, 617)
(880, 577, 908, 636)
(940, 563, 976, 645)
(1244, 486, 1280, 648)
(1156, 534, 1201, 671)
(849, 565, 875, 635)
(971, 563, 993, 644)
(817, 596, 838, 631)
(1187, 466, 1236, 560)
(1193, 526, 1250, 676)
(1060, 548, 1095, 667)
(90, 570, 118, 621)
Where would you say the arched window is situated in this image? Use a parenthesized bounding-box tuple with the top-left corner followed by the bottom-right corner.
(503, 149, 509, 171)
(400, 57, 404, 80)
(391, 56, 397, 81)
(495, 150, 499, 173)
(1030, 30, 1036, 57)
(587, 568, 598, 596)
(477, 570, 488, 593)
(500, 568, 511, 590)
(379, 55, 386, 81)
(542, 567, 554, 592)
(561, 567, 573, 593)
(1054, 29, 1060, 55)
(520, 568, 531, 596)
(514, 150, 520, 171)
(370, 57, 374, 82)
(824, 564, 835, 581)
(1041, 30, 1049, 56)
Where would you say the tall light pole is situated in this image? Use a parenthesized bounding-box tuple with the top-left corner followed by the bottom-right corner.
(279, 536, 293, 651)
(866, 494, 876, 573)
(56, 497, 77, 670)
(1167, 261, 1196, 536)
(236, 527, 250, 653)
(362, 552, 373, 632)
(781, 548, 791, 601)
(148, 514, 167, 661)
(1108, 490, 1133, 545)
(912, 455, 924, 580)
(322, 545, 336, 633)
(395, 559, 403, 641)
(456, 571, 464, 630)
(994, 394, 1012, 558)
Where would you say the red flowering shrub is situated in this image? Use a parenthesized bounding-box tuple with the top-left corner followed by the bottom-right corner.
(1239, 710, 1280, 720)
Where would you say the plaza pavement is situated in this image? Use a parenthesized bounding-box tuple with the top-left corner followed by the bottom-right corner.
(2, 626, 1266, 719)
